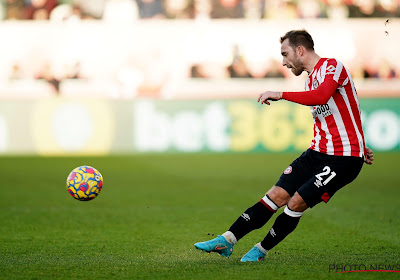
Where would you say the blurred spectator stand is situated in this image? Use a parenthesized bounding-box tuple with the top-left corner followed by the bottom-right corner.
(136, 0, 165, 19)
(24, 0, 58, 20)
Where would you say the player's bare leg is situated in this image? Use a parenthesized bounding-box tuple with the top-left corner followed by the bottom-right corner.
(266, 186, 292, 207)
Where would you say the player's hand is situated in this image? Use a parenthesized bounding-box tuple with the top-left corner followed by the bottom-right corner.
(365, 147, 374, 165)
(258, 91, 282, 105)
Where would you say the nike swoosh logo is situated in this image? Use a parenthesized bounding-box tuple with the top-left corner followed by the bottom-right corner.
(215, 246, 227, 250)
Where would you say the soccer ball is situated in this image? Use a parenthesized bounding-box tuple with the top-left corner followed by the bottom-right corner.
(66, 166, 103, 201)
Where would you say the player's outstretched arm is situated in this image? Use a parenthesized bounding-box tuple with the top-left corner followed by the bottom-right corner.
(365, 147, 374, 165)
(258, 91, 283, 105)
(258, 80, 338, 106)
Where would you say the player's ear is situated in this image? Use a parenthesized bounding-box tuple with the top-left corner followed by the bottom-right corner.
(296, 46, 304, 56)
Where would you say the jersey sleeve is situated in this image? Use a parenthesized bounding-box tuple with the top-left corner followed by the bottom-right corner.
(282, 79, 338, 106)
(324, 59, 348, 86)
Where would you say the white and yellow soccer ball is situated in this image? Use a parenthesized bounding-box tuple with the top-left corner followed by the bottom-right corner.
(66, 166, 103, 201)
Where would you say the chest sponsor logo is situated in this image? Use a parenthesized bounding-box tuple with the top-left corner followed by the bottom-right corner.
(312, 104, 332, 118)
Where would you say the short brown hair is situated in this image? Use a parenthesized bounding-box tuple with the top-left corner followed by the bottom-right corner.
(280, 30, 314, 51)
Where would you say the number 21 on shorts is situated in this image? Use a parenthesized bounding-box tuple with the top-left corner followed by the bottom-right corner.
(314, 166, 336, 188)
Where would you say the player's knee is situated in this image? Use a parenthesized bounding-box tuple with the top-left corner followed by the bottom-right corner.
(266, 186, 291, 207)
(287, 192, 308, 212)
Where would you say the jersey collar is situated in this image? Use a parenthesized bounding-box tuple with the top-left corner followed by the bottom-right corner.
(309, 58, 326, 77)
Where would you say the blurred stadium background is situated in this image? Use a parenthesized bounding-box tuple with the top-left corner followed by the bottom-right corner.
(0, 0, 399, 156)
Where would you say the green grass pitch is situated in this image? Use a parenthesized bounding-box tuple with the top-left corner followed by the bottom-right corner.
(0, 153, 399, 280)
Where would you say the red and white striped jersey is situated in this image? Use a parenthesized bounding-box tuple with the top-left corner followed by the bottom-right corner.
(305, 58, 366, 158)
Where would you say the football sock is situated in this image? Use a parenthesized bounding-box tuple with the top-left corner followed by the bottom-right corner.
(222, 231, 237, 245)
(228, 195, 279, 241)
(260, 206, 303, 251)
(255, 242, 268, 254)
